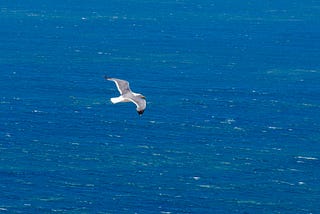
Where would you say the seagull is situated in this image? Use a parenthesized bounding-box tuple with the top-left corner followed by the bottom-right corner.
(105, 76, 146, 115)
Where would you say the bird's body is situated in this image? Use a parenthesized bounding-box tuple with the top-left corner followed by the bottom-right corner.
(105, 76, 146, 115)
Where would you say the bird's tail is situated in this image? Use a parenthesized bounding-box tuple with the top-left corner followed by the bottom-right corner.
(110, 96, 124, 104)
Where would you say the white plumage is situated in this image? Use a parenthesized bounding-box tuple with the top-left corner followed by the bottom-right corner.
(105, 76, 146, 115)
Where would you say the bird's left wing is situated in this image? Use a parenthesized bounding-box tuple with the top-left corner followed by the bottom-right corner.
(105, 76, 131, 95)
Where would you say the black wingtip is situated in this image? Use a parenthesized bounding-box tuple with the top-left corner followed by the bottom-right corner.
(104, 75, 109, 80)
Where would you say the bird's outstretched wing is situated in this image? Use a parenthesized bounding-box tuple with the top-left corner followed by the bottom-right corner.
(129, 96, 146, 111)
(105, 76, 131, 95)
(129, 96, 146, 115)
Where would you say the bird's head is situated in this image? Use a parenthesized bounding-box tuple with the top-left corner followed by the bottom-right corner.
(137, 109, 145, 115)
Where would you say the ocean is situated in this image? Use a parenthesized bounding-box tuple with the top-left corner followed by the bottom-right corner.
(1, 0, 320, 213)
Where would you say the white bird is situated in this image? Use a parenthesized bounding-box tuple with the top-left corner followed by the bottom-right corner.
(105, 76, 146, 115)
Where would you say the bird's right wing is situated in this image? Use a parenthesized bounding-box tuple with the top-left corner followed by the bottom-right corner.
(105, 76, 131, 95)
(129, 97, 146, 112)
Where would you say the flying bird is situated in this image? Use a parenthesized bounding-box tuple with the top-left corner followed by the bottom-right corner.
(105, 76, 146, 115)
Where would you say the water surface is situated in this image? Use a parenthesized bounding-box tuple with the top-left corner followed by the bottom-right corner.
(1, 0, 320, 213)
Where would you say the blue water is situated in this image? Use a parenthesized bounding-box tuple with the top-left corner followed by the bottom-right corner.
(1, 0, 320, 213)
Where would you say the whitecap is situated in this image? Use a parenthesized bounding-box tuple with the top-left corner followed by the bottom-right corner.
(221, 118, 235, 124)
(32, 109, 42, 113)
(108, 134, 121, 138)
(268, 126, 282, 130)
(295, 156, 318, 160)
(272, 180, 295, 186)
(198, 184, 212, 188)
(237, 200, 261, 205)
(137, 145, 151, 149)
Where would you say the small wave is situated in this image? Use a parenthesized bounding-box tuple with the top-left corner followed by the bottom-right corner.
(198, 184, 213, 188)
(268, 126, 282, 130)
(295, 156, 318, 160)
(237, 200, 261, 205)
(193, 176, 201, 180)
(220, 118, 235, 124)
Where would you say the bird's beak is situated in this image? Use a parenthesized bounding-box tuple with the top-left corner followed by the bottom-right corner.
(142, 96, 146, 99)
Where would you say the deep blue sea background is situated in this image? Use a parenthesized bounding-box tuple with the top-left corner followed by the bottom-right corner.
(1, 0, 320, 213)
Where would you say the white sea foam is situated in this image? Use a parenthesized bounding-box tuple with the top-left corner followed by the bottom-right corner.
(237, 200, 261, 205)
(272, 180, 295, 186)
(32, 109, 42, 113)
(198, 184, 213, 188)
(193, 176, 201, 180)
(137, 145, 151, 149)
(295, 156, 318, 160)
(268, 126, 282, 130)
(108, 134, 121, 138)
(233, 126, 244, 131)
(221, 118, 235, 124)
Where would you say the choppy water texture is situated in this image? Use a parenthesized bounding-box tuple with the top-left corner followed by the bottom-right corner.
(1, 0, 320, 213)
